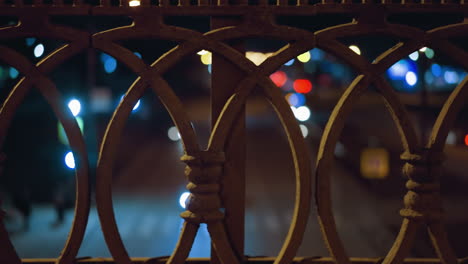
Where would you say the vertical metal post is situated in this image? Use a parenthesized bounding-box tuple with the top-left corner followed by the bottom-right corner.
(210, 16, 245, 263)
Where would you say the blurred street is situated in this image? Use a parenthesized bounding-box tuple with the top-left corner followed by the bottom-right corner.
(4, 99, 468, 259)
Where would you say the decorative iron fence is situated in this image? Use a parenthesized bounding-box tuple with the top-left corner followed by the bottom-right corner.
(0, 1, 467, 264)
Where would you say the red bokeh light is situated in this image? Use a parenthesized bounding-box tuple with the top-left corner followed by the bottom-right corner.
(270, 71, 287, 87)
(293, 79, 312, 94)
(465, 134, 468, 146)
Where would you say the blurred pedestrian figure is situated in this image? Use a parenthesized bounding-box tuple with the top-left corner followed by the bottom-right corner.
(51, 180, 74, 227)
(11, 186, 31, 231)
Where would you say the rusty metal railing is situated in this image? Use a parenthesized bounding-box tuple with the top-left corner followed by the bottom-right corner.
(0, 2, 467, 264)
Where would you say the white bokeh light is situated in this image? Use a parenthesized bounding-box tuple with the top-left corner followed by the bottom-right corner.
(409, 51, 419, 61)
(129, 0, 140, 6)
(34, 44, 45, 58)
(133, 100, 141, 111)
(300, 124, 308, 138)
(68, 99, 81, 117)
(179, 192, 190, 209)
(405, 71, 417, 86)
(292, 106, 311, 122)
(349, 45, 361, 55)
(168, 126, 181, 141)
(65, 152, 75, 169)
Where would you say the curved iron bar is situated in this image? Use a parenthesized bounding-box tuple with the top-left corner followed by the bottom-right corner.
(0, 45, 90, 264)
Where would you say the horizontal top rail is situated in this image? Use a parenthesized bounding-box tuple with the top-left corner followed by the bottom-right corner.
(19, 257, 468, 264)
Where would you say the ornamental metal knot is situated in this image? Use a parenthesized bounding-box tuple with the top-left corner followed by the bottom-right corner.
(179, 151, 225, 224)
(399, 150, 444, 221)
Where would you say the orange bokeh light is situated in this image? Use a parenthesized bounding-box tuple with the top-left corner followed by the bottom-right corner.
(270, 71, 287, 87)
(293, 79, 312, 94)
(465, 134, 468, 146)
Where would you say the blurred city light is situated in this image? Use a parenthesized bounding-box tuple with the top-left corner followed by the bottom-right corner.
(291, 106, 311, 122)
(68, 99, 81, 117)
(246, 51, 271, 66)
(293, 79, 312, 94)
(9, 67, 19, 79)
(179, 192, 190, 209)
(409, 51, 419, 61)
(444, 70, 459, 84)
(134, 51, 142, 58)
(446, 131, 457, 145)
(431, 64, 442, 77)
(405, 71, 418, 86)
(133, 100, 141, 111)
(334, 142, 346, 158)
(465, 134, 468, 146)
(425, 48, 435, 59)
(34, 43, 44, 58)
(284, 59, 294, 66)
(360, 148, 389, 179)
(168, 126, 181, 141)
(311, 49, 325, 60)
(200, 52, 212, 65)
(104, 58, 117, 73)
(297, 51, 311, 63)
(197, 50, 209, 55)
(129, 0, 141, 6)
(388, 60, 409, 80)
(120, 95, 141, 111)
(270, 71, 287, 87)
(419, 47, 427, 52)
(299, 124, 308, 138)
(349, 45, 361, 55)
(286, 93, 306, 107)
(58, 117, 84, 146)
(65, 151, 75, 169)
(424, 71, 434, 85)
(25, 37, 36, 46)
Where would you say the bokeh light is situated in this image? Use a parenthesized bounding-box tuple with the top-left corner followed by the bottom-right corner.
(446, 131, 456, 145)
(179, 192, 190, 209)
(444, 71, 459, 84)
(65, 151, 75, 169)
(297, 51, 311, 63)
(286, 93, 306, 107)
(299, 124, 308, 138)
(129, 0, 141, 6)
(201, 52, 212, 65)
(293, 79, 312, 94)
(388, 60, 409, 80)
(284, 59, 294, 66)
(431, 64, 442, 77)
(425, 48, 435, 59)
(270, 71, 287, 87)
(25, 37, 36, 46)
(120, 95, 141, 111)
(405, 71, 417, 86)
(197, 50, 209, 55)
(349, 45, 361, 55)
(311, 49, 325, 60)
(68, 99, 81, 117)
(34, 43, 45, 58)
(291, 106, 311, 121)
(9, 67, 19, 79)
(409, 51, 419, 61)
(465, 134, 468, 147)
(104, 58, 117, 74)
(168, 126, 181, 141)
(134, 51, 142, 58)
